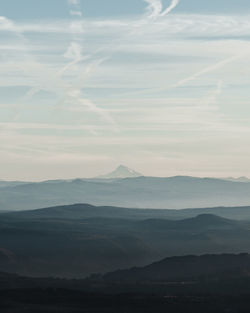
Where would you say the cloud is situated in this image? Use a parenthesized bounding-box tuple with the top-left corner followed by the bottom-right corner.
(67, 0, 80, 5)
(15, 2, 85, 125)
(70, 10, 82, 17)
(64, 42, 82, 60)
(61, 0, 118, 130)
(199, 80, 223, 110)
(144, 0, 163, 19)
(68, 0, 82, 17)
(0, 16, 16, 31)
(2, 14, 250, 39)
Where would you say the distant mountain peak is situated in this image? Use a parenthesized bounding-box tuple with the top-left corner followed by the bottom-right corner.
(97, 165, 142, 179)
(223, 176, 250, 183)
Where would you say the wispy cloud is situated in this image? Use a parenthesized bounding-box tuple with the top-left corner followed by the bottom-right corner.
(68, 0, 82, 18)
(63, 42, 83, 63)
(144, 0, 163, 19)
(2, 14, 250, 39)
(1, 1, 250, 178)
(62, 0, 118, 131)
(202, 80, 223, 107)
(0, 16, 15, 31)
(70, 10, 82, 17)
(7, 0, 117, 133)
(144, 0, 179, 19)
(67, 0, 80, 5)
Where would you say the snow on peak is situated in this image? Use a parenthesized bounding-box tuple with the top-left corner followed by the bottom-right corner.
(97, 165, 142, 179)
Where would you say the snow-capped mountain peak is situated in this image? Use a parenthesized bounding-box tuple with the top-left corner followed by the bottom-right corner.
(97, 165, 142, 179)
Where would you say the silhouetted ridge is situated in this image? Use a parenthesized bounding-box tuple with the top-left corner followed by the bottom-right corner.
(181, 214, 234, 226)
(104, 253, 250, 282)
(1, 204, 250, 278)
(136, 214, 234, 230)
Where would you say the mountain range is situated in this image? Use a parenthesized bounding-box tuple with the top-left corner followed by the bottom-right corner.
(103, 253, 250, 283)
(1, 203, 250, 277)
(2, 174, 250, 211)
(222, 176, 250, 183)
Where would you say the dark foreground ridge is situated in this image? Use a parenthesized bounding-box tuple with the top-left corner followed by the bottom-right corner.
(2, 254, 250, 312)
(2, 204, 250, 277)
(103, 253, 250, 282)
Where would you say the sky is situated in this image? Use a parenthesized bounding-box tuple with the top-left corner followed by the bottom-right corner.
(1, 0, 250, 180)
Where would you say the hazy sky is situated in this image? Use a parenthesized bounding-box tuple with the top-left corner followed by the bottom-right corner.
(1, 0, 250, 180)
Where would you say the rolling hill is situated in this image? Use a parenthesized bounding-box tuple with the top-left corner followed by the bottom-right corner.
(103, 253, 250, 283)
(1, 204, 250, 277)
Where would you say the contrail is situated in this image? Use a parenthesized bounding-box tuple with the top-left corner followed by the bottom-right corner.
(67, 0, 80, 6)
(59, 42, 88, 76)
(68, 0, 82, 18)
(65, 0, 180, 89)
(20, 2, 83, 105)
(0, 16, 67, 123)
(144, 0, 179, 19)
(0, 15, 70, 112)
(202, 80, 223, 107)
(171, 54, 244, 89)
(19, 0, 180, 129)
(61, 0, 180, 129)
(67, 89, 118, 129)
(160, 0, 179, 16)
(114, 53, 247, 98)
(63, 0, 118, 131)
(20, 42, 85, 105)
